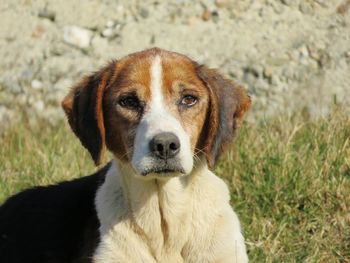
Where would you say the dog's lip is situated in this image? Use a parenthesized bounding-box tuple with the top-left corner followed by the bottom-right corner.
(141, 168, 185, 176)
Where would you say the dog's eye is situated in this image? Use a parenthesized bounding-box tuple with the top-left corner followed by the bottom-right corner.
(180, 95, 198, 107)
(118, 95, 141, 109)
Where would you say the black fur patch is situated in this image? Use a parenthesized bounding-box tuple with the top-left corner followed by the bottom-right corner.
(0, 163, 110, 263)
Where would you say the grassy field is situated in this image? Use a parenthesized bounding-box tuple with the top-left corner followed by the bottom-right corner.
(1, 108, 349, 262)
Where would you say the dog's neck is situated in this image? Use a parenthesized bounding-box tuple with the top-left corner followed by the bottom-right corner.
(95, 158, 208, 260)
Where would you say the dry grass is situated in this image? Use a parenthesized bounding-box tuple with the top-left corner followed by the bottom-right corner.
(0, 122, 94, 201)
(1, 107, 349, 262)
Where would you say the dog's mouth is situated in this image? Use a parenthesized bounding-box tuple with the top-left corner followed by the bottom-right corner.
(141, 167, 185, 177)
(133, 154, 190, 178)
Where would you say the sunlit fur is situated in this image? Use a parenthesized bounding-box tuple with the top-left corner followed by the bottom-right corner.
(94, 159, 247, 263)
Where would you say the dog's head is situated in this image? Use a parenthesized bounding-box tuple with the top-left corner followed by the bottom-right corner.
(62, 48, 251, 178)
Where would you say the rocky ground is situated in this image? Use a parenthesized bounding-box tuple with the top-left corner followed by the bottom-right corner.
(0, 0, 349, 129)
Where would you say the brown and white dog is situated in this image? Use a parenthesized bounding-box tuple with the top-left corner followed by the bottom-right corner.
(0, 48, 250, 263)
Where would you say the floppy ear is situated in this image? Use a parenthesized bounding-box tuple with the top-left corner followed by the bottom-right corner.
(196, 65, 251, 167)
(61, 64, 114, 166)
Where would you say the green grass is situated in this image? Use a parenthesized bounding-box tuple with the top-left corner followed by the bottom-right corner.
(1, 108, 349, 262)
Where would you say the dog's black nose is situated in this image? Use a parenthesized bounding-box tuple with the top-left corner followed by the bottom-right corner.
(149, 132, 180, 159)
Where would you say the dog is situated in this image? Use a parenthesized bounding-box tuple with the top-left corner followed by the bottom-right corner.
(0, 48, 251, 263)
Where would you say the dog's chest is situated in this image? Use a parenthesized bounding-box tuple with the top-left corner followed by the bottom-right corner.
(130, 178, 192, 262)
(95, 173, 197, 262)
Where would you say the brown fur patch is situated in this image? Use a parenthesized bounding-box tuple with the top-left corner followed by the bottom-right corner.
(196, 65, 251, 166)
(103, 53, 153, 161)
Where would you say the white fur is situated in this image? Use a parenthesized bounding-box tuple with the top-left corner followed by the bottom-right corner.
(94, 160, 248, 262)
(131, 55, 193, 177)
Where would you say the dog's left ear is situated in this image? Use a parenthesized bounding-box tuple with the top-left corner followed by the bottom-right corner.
(61, 64, 114, 166)
(196, 65, 251, 167)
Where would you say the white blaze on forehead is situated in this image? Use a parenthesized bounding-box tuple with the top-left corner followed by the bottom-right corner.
(150, 55, 164, 109)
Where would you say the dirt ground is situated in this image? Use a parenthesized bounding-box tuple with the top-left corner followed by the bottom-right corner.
(0, 0, 349, 128)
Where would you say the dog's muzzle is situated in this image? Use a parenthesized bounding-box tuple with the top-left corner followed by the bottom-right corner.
(139, 132, 185, 176)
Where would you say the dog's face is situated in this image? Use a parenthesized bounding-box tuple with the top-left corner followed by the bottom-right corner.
(103, 53, 210, 177)
(62, 48, 251, 178)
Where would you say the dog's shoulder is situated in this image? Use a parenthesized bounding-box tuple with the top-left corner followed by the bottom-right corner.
(0, 162, 110, 263)
(195, 169, 231, 203)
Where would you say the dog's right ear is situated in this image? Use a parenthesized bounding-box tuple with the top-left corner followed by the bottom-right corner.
(61, 63, 115, 166)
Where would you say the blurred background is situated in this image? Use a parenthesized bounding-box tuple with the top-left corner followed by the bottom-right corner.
(0, 0, 349, 130)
